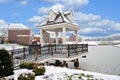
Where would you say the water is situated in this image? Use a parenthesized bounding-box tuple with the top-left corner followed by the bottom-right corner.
(68, 46, 120, 75)
(48, 45, 120, 75)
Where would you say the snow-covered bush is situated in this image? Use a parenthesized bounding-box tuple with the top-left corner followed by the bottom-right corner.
(19, 62, 44, 70)
(0, 76, 14, 80)
(0, 49, 14, 77)
(19, 62, 46, 76)
(18, 72, 35, 80)
(33, 66, 46, 76)
(19, 62, 34, 70)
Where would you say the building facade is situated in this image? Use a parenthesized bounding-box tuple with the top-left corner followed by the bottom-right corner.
(8, 24, 33, 45)
(70, 34, 82, 42)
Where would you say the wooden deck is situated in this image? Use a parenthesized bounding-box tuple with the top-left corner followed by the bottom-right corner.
(11, 44, 88, 69)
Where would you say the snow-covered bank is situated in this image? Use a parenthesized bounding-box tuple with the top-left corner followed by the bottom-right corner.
(114, 44, 120, 47)
(66, 41, 98, 46)
(80, 41, 98, 46)
(13, 66, 120, 80)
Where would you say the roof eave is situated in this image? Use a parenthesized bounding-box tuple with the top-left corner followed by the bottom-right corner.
(37, 22, 79, 31)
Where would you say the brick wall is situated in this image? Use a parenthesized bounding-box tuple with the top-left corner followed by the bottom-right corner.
(8, 29, 31, 45)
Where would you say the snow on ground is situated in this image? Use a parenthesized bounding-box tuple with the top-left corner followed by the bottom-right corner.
(13, 66, 120, 80)
(114, 44, 120, 47)
(14, 69, 33, 80)
(66, 41, 98, 46)
(80, 41, 98, 46)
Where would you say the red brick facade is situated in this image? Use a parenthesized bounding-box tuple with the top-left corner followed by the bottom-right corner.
(70, 34, 82, 42)
(8, 29, 31, 45)
(43, 31, 50, 43)
(70, 34, 76, 41)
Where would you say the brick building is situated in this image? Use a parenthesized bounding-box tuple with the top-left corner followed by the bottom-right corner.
(70, 34, 82, 42)
(8, 23, 33, 45)
(33, 31, 56, 45)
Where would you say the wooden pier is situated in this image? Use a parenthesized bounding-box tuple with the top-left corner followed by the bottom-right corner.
(11, 44, 88, 69)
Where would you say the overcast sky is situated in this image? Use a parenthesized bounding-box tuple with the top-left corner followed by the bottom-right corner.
(0, 0, 120, 38)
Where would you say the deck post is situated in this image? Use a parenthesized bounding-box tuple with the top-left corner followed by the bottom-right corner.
(45, 61, 49, 66)
(86, 44, 88, 52)
(76, 58, 78, 62)
(55, 44, 56, 53)
(51, 44, 53, 56)
(23, 47, 26, 59)
(74, 58, 79, 69)
(35, 47, 38, 61)
(40, 44, 42, 55)
(63, 61, 67, 67)
(82, 44, 84, 53)
(48, 44, 50, 53)
(68, 44, 70, 57)
(76, 44, 78, 55)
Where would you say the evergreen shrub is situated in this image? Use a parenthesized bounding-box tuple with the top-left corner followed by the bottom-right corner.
(0, 49, 14, 77)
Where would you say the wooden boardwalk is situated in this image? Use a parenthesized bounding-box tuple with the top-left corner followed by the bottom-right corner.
(11, 44, 88, 69)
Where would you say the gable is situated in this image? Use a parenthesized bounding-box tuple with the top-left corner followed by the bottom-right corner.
(64, 11, 73, 22)
(48, 9, 57, 22)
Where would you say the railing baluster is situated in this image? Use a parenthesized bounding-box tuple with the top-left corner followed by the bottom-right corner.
(82, 44, 84, 53)
(68, 44, 70, 57)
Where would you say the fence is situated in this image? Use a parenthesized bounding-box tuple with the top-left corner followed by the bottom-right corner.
(11, 44, 88, 69)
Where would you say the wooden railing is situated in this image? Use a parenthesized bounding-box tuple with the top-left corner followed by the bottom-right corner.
(11, 44, 88, 69)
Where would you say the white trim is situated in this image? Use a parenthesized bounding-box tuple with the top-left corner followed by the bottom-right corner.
(63, 27, 66, 44)
(75, 31, 78, 44)
(39, 23, 79, 31)
(56, 31, 58, 44)
(17, 35, 29, 37)
(40, 30, 43, 46)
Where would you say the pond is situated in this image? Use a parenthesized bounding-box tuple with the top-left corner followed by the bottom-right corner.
(69, 46, 120, 76)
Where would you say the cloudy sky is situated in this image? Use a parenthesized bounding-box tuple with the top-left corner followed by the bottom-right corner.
(0, 0, 120, 38)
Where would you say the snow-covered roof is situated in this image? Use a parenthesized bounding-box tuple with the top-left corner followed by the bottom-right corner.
(40, 10, 79, 26)
(9, 23, 29, 30)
